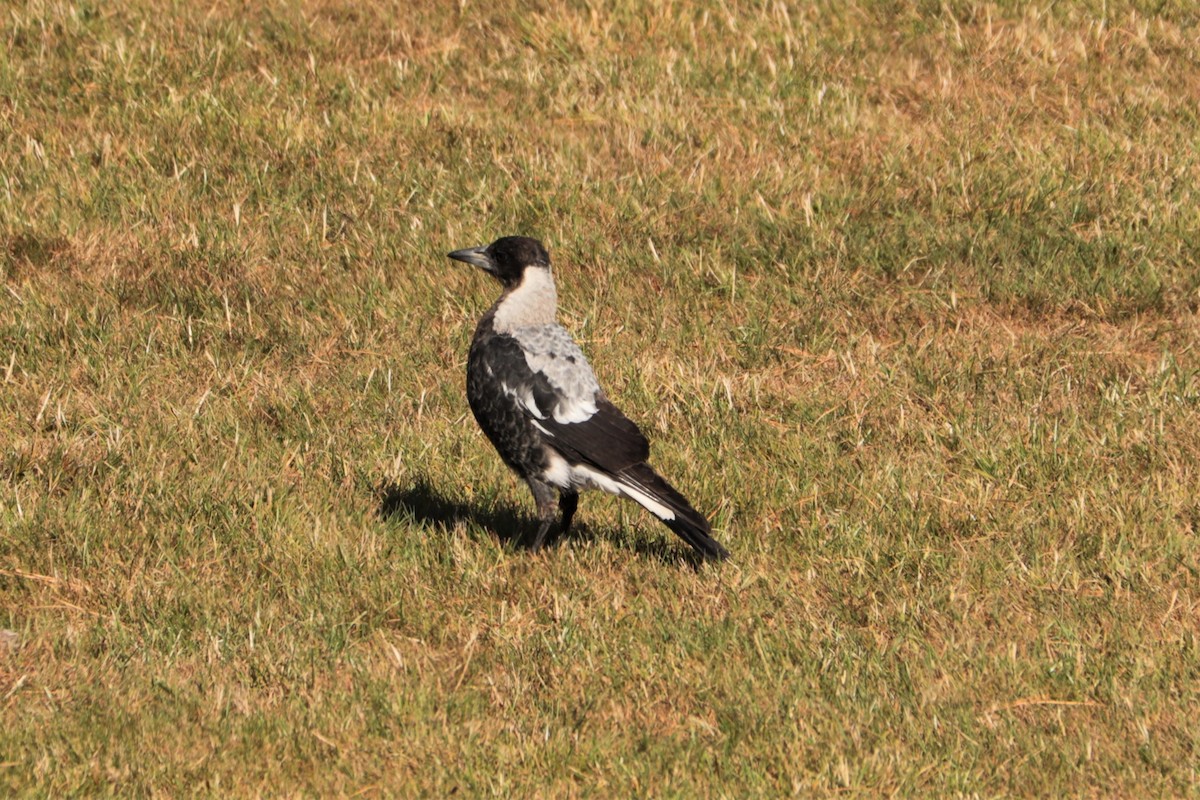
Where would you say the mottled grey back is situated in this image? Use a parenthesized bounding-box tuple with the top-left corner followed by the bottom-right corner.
(512, 324, 601, 423)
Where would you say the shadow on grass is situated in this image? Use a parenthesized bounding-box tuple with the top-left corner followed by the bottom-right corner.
(376, 476, 528, 547)
(375, 475, 707, 568)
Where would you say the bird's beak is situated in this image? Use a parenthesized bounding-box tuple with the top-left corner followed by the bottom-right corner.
(447, 245, 496, 274)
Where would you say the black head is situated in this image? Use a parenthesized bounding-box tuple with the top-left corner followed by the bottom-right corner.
(448, 236, 550, 288)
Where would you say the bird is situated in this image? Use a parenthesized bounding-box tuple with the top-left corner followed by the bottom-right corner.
(448, 235, 729, 561)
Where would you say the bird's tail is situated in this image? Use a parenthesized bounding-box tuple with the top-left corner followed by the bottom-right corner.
(616, 463, 730, 561)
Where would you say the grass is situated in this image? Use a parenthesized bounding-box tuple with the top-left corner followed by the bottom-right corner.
(2, 0, 1199, 794)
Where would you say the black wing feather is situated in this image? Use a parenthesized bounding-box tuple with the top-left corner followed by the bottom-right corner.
(538, 398, 650, 474)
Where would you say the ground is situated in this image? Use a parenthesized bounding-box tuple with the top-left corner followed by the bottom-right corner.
(2, 0, 1199, 795)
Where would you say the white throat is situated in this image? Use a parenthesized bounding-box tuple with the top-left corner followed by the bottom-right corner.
(493, 266, 558, 332)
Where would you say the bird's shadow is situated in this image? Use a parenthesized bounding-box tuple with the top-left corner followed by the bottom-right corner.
(375, 476, 706, 568)
(376, 476, 528, 546)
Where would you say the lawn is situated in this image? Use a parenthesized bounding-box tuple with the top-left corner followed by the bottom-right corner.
(2, 0, 1199, 795)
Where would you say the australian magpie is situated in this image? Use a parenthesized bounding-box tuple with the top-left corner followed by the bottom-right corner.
(448, 235, 729, 561)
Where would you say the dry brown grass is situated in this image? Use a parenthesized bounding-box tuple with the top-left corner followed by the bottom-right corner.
(3, 0, 1200, 795)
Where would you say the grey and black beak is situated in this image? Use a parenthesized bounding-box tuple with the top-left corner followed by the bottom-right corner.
(448, 245, 496, 274)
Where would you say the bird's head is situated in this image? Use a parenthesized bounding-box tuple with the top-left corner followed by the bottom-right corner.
(448, 236, 550, 289)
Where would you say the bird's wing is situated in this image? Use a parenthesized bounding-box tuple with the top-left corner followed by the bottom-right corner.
(502, 324, 650, 472)
(511, 324, 601, 423)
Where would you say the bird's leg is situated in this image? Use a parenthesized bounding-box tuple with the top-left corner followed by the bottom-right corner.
(559, 491, 579, 537)
(525, 479, 558, 552)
